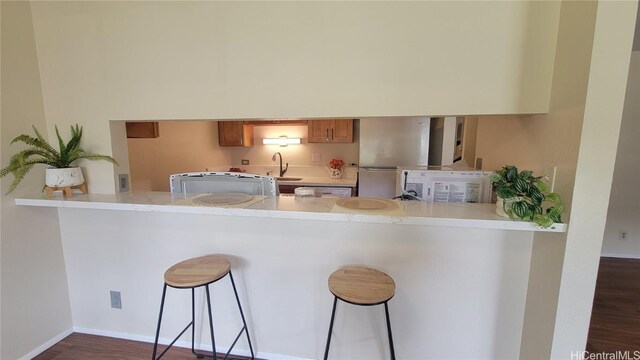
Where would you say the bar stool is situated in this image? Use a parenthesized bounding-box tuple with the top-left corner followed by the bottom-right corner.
(323, 266, 396, 360)
(152, 255, 254, 360)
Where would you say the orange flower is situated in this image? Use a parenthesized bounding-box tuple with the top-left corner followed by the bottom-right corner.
(329, 159, 344, 169)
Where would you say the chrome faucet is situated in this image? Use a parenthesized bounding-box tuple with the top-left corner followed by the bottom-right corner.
(272, 152, 288, 177)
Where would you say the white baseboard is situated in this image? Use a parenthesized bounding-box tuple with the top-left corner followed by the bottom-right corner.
(18, 327, 73, 360)
(73, 327, 313, 360)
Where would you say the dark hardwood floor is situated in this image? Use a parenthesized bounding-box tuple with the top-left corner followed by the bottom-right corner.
(587, 257, 640, 352)
(32, 332, 254, 360)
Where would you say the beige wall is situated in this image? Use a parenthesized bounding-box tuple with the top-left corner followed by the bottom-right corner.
(601, 51, 640, 258)
(520, 1, 599, 355)
(127, 121, 231, 192)
(475, 113, 575, 195)
(1, 0, 635, 357)
(470, 1, 637, 357)
(472, 1, 600, 352)
(28, 1, 560, 194)
(1, 3, 3, 355)
(550, 2, 636, 356)
(0, 2, 72, 359)
(475, 115, 540, 171)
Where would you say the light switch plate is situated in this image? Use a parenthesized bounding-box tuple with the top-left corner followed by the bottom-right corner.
(311, 153, 321, 162)
(544, 166, 557, 192)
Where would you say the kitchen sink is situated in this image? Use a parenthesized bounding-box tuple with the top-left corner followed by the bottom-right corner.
(276, 177, 303, 181)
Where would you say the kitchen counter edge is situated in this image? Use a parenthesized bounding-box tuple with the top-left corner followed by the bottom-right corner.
(14, 192, 566, 233)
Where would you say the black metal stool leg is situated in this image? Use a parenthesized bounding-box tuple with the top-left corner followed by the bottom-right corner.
(206, 285, 218, 360)
(384, 301, 396, 360)
(154, 285, 195, 360)
(152, 284, 168, 360)
(192, 285, 218, 359)
(323, 296, 338, 360)
(229, 270, 255, 359)
(191, 288, 196, 355)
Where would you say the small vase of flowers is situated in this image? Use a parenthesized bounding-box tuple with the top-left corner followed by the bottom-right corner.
(328, 159, 344, 179)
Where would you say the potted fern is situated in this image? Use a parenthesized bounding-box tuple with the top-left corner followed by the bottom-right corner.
(0, 124, 117, 194)
(490, 165, 564, 228)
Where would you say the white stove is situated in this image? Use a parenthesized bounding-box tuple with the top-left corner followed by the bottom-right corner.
(170, 172, 278, 196)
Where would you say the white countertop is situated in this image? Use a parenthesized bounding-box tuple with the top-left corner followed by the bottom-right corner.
(15, 192, 566, 232)
(276, 176, 357, 187)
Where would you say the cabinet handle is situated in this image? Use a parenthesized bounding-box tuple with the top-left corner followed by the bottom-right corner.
(326, 129, 329, 141)
(240, 137, 243, 145)
(331, 129, 334, 140)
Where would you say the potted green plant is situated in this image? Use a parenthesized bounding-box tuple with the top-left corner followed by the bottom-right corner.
(0, 124, 117, 194)
(490, 165, 564, 228)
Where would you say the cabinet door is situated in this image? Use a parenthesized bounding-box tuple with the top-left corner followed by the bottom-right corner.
(126, 122, 159, 138)
(308, 120, 333, 143)
(218, 121, 253, 147)
(331, 119, 354, 143)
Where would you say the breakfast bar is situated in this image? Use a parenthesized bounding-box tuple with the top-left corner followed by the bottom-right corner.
(16, 193, 564, 359)
(16, 192, 565, 232)
(4, 0, 637, 358)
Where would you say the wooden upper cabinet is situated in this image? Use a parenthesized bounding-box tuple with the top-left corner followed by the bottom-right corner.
(308, 120, 334, 143)
(218, 121, 254, 147)
(331, 119, 354, 143)
(126, 122, 159, 138)
(308, 119, 353, 143)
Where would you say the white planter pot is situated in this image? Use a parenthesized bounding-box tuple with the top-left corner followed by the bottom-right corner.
(329, 168, 343, 179)
(496, 196, 522, 218)
(45, 167, 85, 187)
(496, 198, 508, 218)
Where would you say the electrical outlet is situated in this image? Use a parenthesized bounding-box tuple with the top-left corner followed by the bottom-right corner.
(311, 153, 321, 162)
(241, 159, 250, 165)
(619, 231, 628, 240)
(110, 290, 122, 309)
(117, 174, 129, 192)
(544, 166, 557, 192)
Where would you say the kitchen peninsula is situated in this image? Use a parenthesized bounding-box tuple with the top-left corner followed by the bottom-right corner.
(16, 192, 564, 232)
(3, 1, 635, 359)
(15, 192, 563, 359)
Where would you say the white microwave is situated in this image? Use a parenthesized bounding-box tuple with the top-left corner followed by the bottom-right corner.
(396, 167, 493, 203)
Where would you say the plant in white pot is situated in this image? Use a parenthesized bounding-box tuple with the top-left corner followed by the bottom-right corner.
(0, 124, 117, 194)
(489, 165, 564, 228)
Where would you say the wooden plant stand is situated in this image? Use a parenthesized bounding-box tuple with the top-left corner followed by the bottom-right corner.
(45, 183, 88, 198)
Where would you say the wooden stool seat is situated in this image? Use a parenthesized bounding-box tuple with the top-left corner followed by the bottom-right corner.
(164, 255, 230, 288)
(328, 266, 395, 305)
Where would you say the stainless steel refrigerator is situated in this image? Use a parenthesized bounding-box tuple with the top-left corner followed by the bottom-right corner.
(358, 117, 431, 198)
